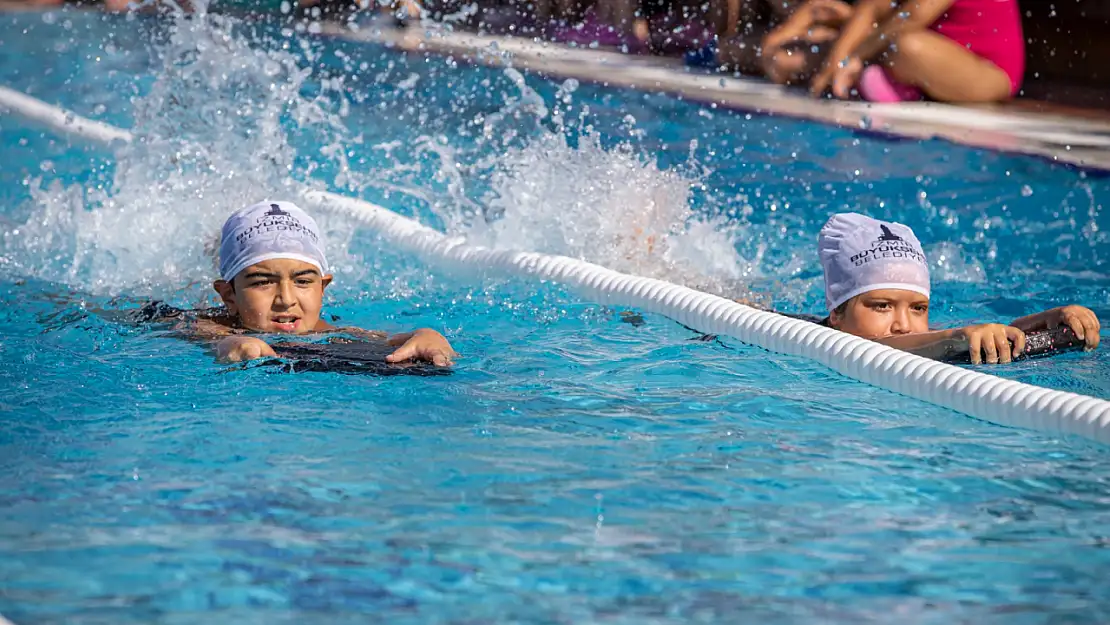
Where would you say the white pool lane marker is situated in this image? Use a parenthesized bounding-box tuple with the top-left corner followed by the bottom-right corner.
(3, 85, 1110, 447)
(323, 22, 1110, 171)
(0, 85, 131, 145)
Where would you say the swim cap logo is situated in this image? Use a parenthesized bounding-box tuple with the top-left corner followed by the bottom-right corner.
(847, 223, 925, 267)
(877, 224, 903, 242)
(234, 204, 318, 247)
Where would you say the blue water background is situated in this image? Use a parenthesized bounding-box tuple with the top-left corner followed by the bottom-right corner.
(2, 9, 1110, 624)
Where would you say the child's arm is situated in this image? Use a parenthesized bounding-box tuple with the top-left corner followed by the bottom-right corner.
(1010, 305, 1101, 350)
(385, 328, 456, 367)
(877, 323, 1026, 364)
(810, 0, 955, 97)
(763, 0, 851, 52)
(762, 0, 852, 82)
(216, 336, 278, 363)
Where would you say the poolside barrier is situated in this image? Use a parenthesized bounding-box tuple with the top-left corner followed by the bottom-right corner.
(4, 85, 1109, 445)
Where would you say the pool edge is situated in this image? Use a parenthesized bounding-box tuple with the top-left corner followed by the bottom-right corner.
(322, 22, 1110, 173)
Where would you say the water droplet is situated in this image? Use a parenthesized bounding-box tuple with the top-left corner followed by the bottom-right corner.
(1021, 185, 1033, 197)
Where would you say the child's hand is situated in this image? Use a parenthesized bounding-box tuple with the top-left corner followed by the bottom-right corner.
(830, 56, 864, 99)
(217, 336, 277, 363)
(959, 323, 1026, 364)
(1046, 305, 1101, 349)
(386, 329, 456, 366)
(812, 55, 863, 98)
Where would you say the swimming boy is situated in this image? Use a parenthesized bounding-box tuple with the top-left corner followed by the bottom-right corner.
(816, 212, 1100, 364)
(200, 200, 456, 365)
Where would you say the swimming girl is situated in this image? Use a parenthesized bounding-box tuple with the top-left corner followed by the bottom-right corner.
(816, 213, 1099, 364)
(764, 0, 1024, 103)
(196, 200, 456, 365)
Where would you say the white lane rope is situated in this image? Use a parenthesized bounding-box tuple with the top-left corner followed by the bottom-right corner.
(3, 85, 1109, 444)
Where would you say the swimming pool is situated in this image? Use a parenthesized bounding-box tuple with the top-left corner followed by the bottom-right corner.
(2, 6, 1110, 624)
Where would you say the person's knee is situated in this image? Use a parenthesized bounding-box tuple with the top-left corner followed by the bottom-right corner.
(885, 31, 1011, 102)
(883, 31, 934, 85)
(887, 30, 931, 66)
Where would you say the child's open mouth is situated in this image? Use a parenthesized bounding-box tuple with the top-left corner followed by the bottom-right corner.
(271, 316, 300, 332)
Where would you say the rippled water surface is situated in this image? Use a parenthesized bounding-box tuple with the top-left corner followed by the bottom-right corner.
(2, 7, 1110, 624)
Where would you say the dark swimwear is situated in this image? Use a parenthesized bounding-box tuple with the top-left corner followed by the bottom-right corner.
(127, 301, 226, 324)
(127, 301, 451, 377)
(265, 341, 450, 376)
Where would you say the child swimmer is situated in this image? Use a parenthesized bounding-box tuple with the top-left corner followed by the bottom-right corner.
(197, 200, 456, 365)
(815, 212, 1100, 364)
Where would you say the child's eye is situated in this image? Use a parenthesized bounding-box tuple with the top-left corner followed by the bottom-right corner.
(913, 305, 929, 313)
(296, 279, 315, 286)
(871, 302, 892, 311)
(248, 280, 274, 287)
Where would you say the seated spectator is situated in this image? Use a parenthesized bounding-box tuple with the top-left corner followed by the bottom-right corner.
(764, 0, 1024, 103)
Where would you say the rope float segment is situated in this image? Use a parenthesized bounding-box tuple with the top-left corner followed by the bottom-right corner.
(0, 85, 134, 144)
(2, 85, 1109, 444)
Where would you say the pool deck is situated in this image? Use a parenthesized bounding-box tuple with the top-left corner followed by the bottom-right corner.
(321, 21, 1110, 172)
(2, 1, 1108, 170)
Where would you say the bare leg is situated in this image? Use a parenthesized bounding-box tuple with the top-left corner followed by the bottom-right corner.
(881, 30, 1012, 103)
(724, 0, 742, 37)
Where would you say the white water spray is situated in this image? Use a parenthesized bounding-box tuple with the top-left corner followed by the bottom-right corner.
(2, 8, 754, 301)
(2, 5, 357, 297)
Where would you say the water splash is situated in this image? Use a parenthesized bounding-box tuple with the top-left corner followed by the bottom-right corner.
(466, 127, 755, 294)
(927, 242, 986, 284)
(3, 9, 753, 302)
(442, 72, 756, 296)
(2, 4, 357, 299)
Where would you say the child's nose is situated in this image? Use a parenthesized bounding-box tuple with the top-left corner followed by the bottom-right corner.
(890, 309, 912, 334)
(275, 280, 296, 306)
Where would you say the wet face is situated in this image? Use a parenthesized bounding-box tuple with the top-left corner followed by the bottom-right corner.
(213, 259, 333, 333)
(829, 289, 930, 339)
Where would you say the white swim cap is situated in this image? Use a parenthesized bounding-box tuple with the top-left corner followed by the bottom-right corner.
(218, 200, 329, 281)
(818, 212, 930, 312)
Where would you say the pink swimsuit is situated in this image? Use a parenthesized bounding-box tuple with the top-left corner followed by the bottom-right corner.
(930, 0, 1026, 95)
(858, 0, 1026, 102)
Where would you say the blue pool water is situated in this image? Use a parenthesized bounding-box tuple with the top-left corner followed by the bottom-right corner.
(2, 7, 1110, 624)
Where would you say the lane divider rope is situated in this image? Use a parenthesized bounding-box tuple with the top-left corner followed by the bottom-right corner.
(4, 85, 1108, 444)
